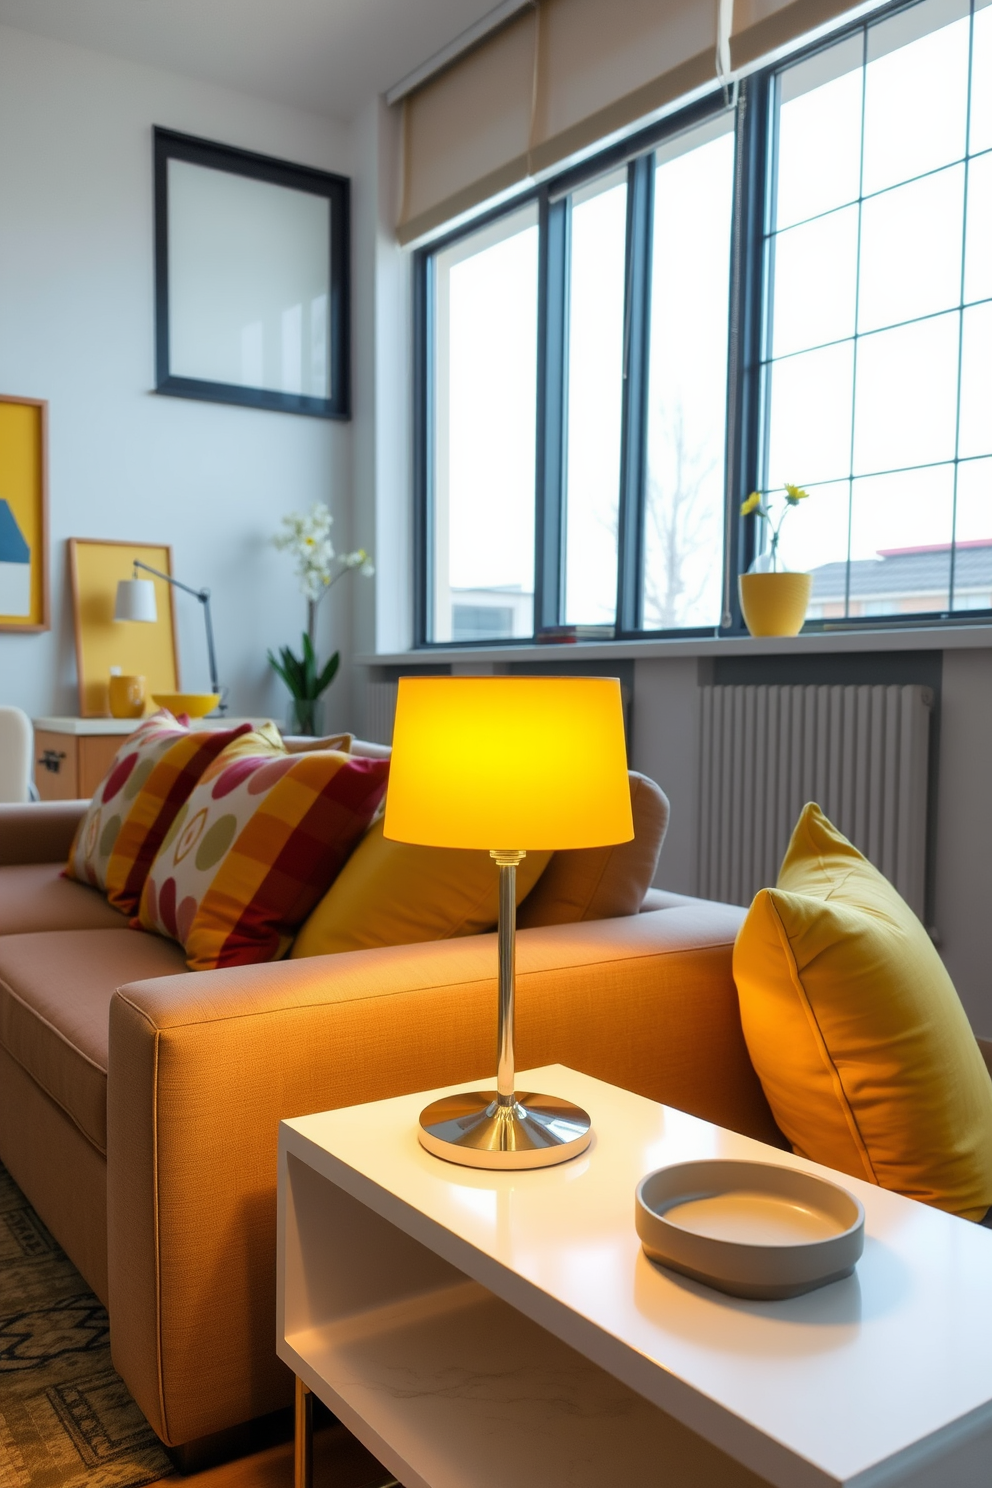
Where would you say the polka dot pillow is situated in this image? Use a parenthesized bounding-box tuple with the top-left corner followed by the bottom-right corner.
(66, 712, 190, 892)
(136, 742, 390, 969)
(103, 720, 256, 913)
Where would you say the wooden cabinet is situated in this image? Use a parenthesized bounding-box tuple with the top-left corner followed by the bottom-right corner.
(33, 728, 131, 800)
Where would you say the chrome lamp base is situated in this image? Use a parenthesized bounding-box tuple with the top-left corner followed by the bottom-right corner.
(418, 1091, 592, 1170)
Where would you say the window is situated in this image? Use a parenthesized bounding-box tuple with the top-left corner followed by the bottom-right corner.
(562, 169, 628, 627)
(416, 0, 992, 646)
(429, 204, 539, 644)
(643, 116, 735, 629)
(763, 0, 992, 619)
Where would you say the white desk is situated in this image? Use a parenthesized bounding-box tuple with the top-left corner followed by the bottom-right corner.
(277, 1066, 992, 1488)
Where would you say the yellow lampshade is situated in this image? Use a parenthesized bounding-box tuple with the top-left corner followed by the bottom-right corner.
(384, 675, 633, 850)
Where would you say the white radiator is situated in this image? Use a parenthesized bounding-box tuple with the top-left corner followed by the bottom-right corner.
(697, 684, 933, 918)
(364, 680, 398, 746)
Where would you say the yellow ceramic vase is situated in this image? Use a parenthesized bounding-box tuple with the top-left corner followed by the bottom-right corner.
(738, 571, 812, 637)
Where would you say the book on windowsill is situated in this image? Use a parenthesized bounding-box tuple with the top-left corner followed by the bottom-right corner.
(536, 624, 616, 644)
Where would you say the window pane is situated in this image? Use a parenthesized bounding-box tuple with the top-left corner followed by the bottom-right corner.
(972, 1, 992, 155)
(848, 464, 955, 612)
(776, 37, 863, 231)
(857, 166, 964, 332)
(964, 151, 992, 304)
(765, 341, 854, 489)
(431, 204, 538, 643)
(863, 0, 970, 195)
(771, 206, 858, 357)
(853, 313, 959, 473)
(958, 301, 992, 458)
(642, 116, 734, 630)
(779, 481, 852, 615)
(563, 170, 627, 626)
(952, 457, 992, 609)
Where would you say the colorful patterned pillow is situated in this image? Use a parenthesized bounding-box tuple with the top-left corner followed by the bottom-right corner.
(103, 721, 256, 914)
(136, 747, 390, 970)
(66, 712, 190, 891)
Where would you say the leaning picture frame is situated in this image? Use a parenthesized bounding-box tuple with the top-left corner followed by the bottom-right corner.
(153, 127, 350, 420)
(68, 538, 180, 717)
(0, 394, 49, 633)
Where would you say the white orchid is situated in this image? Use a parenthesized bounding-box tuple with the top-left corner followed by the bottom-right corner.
(270, 506, 375, 730)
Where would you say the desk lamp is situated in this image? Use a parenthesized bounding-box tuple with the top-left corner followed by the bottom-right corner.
(114, 560, 225, 712)
(384, 674, 632, 1170)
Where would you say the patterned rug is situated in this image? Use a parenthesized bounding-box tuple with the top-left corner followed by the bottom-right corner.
(0, 1164, 173, 1488)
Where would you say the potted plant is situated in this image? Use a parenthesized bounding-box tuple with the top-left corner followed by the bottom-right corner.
(738, 484, 813, 637)
(269, 504, 374, 735)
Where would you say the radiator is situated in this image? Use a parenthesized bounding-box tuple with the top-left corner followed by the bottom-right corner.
(697, 684, 933, 918)
(364, 680, 399, 746)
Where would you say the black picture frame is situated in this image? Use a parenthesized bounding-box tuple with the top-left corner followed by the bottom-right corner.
(153, 126, 350, 420)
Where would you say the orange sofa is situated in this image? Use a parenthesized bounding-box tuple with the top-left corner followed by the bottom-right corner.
(0, 797, 781, 1462)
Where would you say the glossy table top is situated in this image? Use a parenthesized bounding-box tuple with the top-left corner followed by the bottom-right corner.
(283, 1066, 992, 1488)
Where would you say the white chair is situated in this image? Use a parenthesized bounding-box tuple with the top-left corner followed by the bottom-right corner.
(0, 706, 33, 802)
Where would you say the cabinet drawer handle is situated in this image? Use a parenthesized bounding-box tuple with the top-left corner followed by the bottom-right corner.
(38, 749, 67, 774)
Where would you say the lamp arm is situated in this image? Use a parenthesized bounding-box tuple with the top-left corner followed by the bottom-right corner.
(131, 559, 225, 711)
(132, 559, 204, 604)
(200, 592, 222, 705)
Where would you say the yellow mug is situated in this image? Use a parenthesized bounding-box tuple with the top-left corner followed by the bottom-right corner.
(109, 673, 146, 719)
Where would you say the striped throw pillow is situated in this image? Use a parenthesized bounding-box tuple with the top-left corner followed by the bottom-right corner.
(103, 721, 255, 913)
(136, 745, 389, 969)
(65, 712, 190, 892)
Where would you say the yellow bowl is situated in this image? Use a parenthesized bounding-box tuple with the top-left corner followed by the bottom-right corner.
(151, 692, 221, 719)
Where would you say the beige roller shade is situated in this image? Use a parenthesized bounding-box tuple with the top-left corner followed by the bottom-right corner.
(398, 0, 886, 246)
(400, 8, 538, 246)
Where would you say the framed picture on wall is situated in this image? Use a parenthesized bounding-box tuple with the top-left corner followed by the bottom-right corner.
(153, 127, 350, 420)
(0, 394, 49, 633)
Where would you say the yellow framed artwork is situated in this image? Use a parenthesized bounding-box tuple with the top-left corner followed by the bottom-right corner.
(0, 395, 49, 632)
(68, 538, 181, 717)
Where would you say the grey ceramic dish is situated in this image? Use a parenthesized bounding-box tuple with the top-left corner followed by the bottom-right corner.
(635, 1158, 865, 1300)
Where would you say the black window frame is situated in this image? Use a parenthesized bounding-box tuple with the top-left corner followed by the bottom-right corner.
(413, 0, 992, 649)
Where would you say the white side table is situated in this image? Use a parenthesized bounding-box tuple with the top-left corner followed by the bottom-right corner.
(277, 1065, 992, 1488)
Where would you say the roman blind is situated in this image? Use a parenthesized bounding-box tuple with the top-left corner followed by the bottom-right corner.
(397, 0, 879, 246)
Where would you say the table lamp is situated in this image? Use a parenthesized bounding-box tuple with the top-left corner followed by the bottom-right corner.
(384, 674, 633, 1170)
(114, 560, 224, 710)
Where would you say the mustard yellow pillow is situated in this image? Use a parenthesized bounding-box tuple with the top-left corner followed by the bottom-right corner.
(291, 820, 552, 957)
(733, 803, 992, 1220)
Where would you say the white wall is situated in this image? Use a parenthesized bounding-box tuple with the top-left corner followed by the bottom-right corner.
(0, 24, 357, 726)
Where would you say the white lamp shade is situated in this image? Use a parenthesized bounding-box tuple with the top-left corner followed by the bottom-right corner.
(114, 578, 158, 623)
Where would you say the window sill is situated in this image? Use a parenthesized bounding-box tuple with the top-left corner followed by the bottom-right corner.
(359, 621, 992, 668)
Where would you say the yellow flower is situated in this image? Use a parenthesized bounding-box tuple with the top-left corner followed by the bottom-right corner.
(740, 491, 763, 517)
(783, 483, 809, 504)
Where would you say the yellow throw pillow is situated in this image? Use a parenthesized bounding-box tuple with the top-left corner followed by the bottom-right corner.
(733, 803, 992, 1220)
(291, 820, 552, 957)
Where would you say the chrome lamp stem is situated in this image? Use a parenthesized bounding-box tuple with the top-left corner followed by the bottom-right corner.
(494, 851, 520, 1104)
(416, 849, 592, 1170)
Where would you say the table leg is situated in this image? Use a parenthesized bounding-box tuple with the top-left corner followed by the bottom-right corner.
(294, 1376, 313, 1488)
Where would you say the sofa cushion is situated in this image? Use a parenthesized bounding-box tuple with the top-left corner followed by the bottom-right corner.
(0, 863, 130, 935)
(517, 773, 669, 928)
(291, 820, 552, 957)
(0, 927, 186, 1152)
(65, 712, 191, 891)
(104, 721, 255, 914)
(138, 745, 390, 970)
(733, 803, 992, 1221)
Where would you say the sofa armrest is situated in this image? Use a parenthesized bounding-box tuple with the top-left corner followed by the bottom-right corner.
(0, 801, 88, 865)
(107, 903, 778, 1447)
